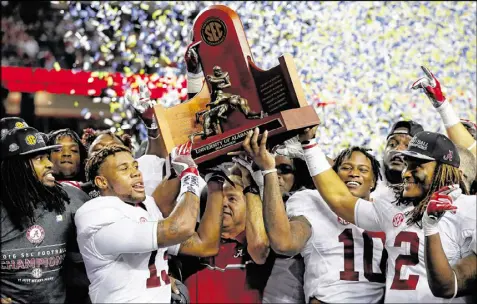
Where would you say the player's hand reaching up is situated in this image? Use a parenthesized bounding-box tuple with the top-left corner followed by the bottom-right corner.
(411, 66, 446, 108)
(185, 41, 202, 74)
(125, 81, 157, 122)
(171, 141, 198, 178)
(298, 125, 319, 143)
(241, 128, 275, 171)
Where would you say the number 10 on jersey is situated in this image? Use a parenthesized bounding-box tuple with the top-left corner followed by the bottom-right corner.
(338, 229, 387, 283)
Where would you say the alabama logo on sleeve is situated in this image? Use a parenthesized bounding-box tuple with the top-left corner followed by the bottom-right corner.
(26, 225, 45, 244)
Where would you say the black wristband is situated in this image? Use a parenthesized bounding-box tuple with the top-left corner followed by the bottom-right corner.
(243, 185, 260, 195)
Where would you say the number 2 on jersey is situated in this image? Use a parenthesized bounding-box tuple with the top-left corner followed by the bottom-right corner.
(390, 231, 419, 290)
(146, 250, 170, 288)
(338, 229, 387, 283)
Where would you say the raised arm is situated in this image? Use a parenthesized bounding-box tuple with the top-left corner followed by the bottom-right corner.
(298, 127, 359, 224)
(154, 141, 203, 246)
(185, 41, 204, 100)
(411, 66, 476, 156)
(178, 172, 225, 257)
(242, 128, 310, 257)
(151, 175, 180, 217)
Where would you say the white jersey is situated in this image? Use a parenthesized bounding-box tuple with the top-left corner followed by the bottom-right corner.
(471, 230, 477, 255)
(355, 194, 476, 303)
(137, 154, 207, 197)
(75, 195, 179, 303)
(372, 180, 399, 206)
(137, 155, 166, 196)
(286, 190, 386, 303)
(438, 196, 476, 264)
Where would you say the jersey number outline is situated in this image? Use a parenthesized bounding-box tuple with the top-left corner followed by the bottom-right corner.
(146, 250, 170, 288)
(390, 231, 419, 290)
(338, 228, 387, 283)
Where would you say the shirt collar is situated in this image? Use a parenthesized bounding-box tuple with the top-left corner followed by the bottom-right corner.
(222, 230, 247, 244)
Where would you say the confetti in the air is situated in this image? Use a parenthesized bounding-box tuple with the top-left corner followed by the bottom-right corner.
(2, 1, 474, 156)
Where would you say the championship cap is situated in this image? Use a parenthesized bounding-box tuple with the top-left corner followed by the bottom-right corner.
(1, 127, 61, 160)
(399, 131, 460, 168)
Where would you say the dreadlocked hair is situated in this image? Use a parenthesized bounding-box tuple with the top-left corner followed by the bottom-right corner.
(394, 163, 469, 227)
(47, 128, 88, 182)
(85, 144, 131, 182)
(332, 146, 382, 192)
(81, 128, 133, 152)
(0, 154, 70, 230)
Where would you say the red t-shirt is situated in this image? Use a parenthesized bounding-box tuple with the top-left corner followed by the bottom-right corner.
(185, 231, 263, 303)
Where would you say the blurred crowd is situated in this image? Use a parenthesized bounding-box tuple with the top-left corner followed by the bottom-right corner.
(1, 1, 475, 157)
(1, 2, 476, 304)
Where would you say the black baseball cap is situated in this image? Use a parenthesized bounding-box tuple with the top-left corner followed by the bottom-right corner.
(1, 127, 61, 160)
(0, 117, 28, 139)
(399, 131, 460, 168)
(386, 120, 424, 140)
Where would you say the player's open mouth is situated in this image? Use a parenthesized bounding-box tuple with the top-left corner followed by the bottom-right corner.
(390, 155, 404, 164)
(345, 181, 361, 188)
(132, 182, 144, 192)
(43, 170, 55, 182)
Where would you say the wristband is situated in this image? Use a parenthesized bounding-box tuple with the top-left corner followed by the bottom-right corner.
(451, 270, 458, 299)
(423, 222, 440, 237)
(261, 168, 277, 176)
(301, 140, 331, 177)
(467, 141, 476, 151)
(178, 167, 200, 201)
(187, 72, 204, 94)
(436, 101, 460, 128)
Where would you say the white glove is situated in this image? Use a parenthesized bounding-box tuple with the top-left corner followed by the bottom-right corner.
(171, 141, 200, 199)
(232, 154, 264, 196)
(272, 136, 305, 160)
(124, 81, 157, 128)
(171, 141, 197, 177)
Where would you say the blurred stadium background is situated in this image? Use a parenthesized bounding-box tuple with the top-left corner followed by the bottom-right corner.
(1, 1, 475, 157)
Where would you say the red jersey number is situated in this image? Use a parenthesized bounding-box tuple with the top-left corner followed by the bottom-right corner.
(339, 229, 387, 283)
(390, 231, 419, 290)
(146, 250, 170, 288)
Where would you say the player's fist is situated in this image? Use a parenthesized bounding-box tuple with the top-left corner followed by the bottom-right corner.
(426, 185, 461, 220)
(185, 41, 202, 74)
(204, 163, 231, 185)
(411, 66, 446, 108)
(171, 141, 198, 178)
(125, 81, 157, 123)
(298, 125, 319, 143)
(423, 185, 461, 236)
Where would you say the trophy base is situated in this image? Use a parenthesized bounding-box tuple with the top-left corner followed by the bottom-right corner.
(193, 105, 320, 168)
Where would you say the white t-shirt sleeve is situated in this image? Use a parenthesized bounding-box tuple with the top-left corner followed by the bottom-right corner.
(439, 195, 477, 261)
(286, 190, 324, 230)
(75, 201, 159, 257)
(93, 216, 159, 255)
(137, 154, 165, 196)
(286, 190, 316, 220)
(354, 198, 383, 232)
